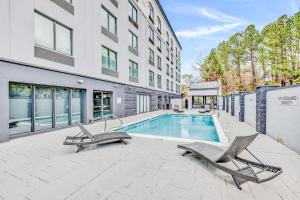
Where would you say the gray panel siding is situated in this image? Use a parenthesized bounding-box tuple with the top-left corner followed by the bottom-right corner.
(102, 67, 119, 78)
(101, 27, 118, 43)
(49, 0, 74, 15)
(128, 46, 139, 56)
(0, 60, 180, 142)
(34, 45, 75, 66)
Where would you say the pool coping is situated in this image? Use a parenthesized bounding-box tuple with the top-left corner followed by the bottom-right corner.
(115, 113, 229, 146)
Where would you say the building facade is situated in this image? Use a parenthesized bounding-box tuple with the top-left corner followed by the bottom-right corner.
(188, 81, 221, 109)
(0, 0, 182, 142)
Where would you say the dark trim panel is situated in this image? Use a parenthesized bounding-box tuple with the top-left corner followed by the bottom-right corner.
(102, 67, 119, 78)
(101, 27, 118, 43)
(129, 76, 139, 83)
(110, 0, 118, 8)
(34, 45, 75, 66)
(128, 46, 139, 56)
(49, 0, 74, 15)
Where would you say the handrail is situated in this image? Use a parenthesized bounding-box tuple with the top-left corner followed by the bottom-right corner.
(104, 114, 123, 133)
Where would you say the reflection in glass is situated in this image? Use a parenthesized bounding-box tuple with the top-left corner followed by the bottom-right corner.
(35, 86, 53, 131)
(71, 89, 84, 123)
(102, 92, 111, 117)
(56, 23, 71, 55)
(9, 83, 32, 135)
(55, 88, 69, 127)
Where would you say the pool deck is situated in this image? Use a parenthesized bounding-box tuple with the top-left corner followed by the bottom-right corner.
(0, 110, 299, 200)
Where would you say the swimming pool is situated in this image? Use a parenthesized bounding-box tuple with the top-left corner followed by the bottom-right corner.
(117, 114, 220, 142)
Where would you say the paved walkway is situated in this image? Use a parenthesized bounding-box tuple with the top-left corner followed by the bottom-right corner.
(0, 111, 299, 200)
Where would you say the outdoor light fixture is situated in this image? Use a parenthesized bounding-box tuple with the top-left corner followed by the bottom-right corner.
(77, 80, 84, 84)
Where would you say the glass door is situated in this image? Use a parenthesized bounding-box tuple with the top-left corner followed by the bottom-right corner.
(55, 88, 70, 127)
(35, 86, 53, 131)
(93, 91, 112, 120)
(9, 83, 33, 135)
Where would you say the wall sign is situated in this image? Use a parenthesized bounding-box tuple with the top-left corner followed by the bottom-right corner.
(278, 96, 298, 106)
(117, 97, 122, 104)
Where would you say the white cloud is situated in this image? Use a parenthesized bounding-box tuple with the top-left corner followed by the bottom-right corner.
(176, 23, 242, 38)
(170, 5, 245, 38)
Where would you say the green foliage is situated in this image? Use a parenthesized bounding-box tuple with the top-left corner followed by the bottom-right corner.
(199, 12, 300, 94)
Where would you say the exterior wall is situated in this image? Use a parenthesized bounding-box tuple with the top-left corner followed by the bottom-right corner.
(266, 85, 300, 153)
(244, 93, 256, 128)
(228, 95, 231, 114)
(234, 94, 240, 118)
(188, 89, 218, 96)
(0, 60, 179, 142)
(0, 0, 181, 95)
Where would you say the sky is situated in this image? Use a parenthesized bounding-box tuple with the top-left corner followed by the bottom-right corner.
(160, 0, 300, 75)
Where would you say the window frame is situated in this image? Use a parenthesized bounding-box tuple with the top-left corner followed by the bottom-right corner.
(102, 46, 117, 71)
(149, 48, 154, 63)
(129, 60, 138, 78)
(157, 16, 161, 33)
(102, 6, 117, 35)
(129, 30, 138, 51)
(128, 1, 138, 24)
(149, 70, 155, 86)
(149, 3, 154, 23)
(149, 26, 154, 44)
(34, 10, 73, 56)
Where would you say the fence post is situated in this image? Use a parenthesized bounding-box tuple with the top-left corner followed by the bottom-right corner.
(226, 95, 229, 113)
(239, 92, 250, 122)
(256, 86, 278, 134)
(231, 94, 235, 116)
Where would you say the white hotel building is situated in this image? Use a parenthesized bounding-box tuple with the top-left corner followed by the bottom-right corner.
(0, 0, 182, 142)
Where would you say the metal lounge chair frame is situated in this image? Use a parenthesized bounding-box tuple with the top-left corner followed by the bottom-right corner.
(63, 122, 132, 153)
(178, 134, 282, 189)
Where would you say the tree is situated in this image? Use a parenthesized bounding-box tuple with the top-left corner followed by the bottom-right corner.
(243, 25, 259, 89)
(228, 32, 246, 90)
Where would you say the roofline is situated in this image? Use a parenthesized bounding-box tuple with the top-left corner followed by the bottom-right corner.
(155, 0, 182, 50)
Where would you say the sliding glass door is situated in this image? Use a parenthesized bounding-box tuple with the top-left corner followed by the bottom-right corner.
(35, 86, 53, 131)
(55, 88, 70, 127)
(137, 94, 150, 114)
(9, 83, 33, 135)
(9, 82, 85, 136)
(71, 89, 84, 123)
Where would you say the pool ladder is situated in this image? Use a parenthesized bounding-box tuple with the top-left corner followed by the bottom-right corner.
(104, 114, 123, 133)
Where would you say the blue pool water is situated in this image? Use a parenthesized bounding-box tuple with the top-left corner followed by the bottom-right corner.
(117, 114, 220, 142)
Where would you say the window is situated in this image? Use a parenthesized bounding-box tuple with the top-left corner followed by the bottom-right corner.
(128, 1, 138, 25)
(129, 31, 138, 51)
(34, 12, 72, 55)
(171, 68, 173, 78)
(149, 3, 154, 23)
(157, 37, 161, 51)
(102, 7, 117, 35)
(157, 74, 162, 89)
(171, 39, 173, 50)
(149, 26, 154, 44)
(171, 81, 173, 92)
(157, 56, 161, 70)
(157, 16, 161, 33)
(171, 54, 174, 64)
(149, 70, 155, 86)
(166, 48, 170, 60)
(149, 48, 154, 64)
(166, 79, 170, 91)
(166, 31, 169, 45)
(129, 60, 138, 78)
(166, 64, 170, 75)
(102, 46, 117, 71)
